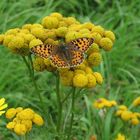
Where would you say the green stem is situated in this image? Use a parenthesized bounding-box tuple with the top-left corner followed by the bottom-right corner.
(67, 87, 76, 140)
(55, 72, 62, 139)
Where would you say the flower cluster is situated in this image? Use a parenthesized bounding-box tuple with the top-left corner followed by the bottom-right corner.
(115, 133, 126, 140)
(0, 98, 8, 116)
(116, 105, 140, 125)
(6, 107, 44, 135)
(93, 98, 117, 109)
(93, 97, 140, 126)
(0, 12, 115, 88)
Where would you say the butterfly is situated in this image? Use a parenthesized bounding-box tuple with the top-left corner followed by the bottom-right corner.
(31, 37, 94, 68)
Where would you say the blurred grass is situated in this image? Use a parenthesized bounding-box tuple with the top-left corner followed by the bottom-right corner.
(0, 0, 140, 139)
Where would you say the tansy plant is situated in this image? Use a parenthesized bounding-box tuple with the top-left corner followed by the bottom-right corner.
(0, 12, 116, 139)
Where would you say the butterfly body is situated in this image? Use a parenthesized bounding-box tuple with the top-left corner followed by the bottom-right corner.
(31, 38, 94, 68)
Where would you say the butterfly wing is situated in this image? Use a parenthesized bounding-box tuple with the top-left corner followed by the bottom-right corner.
(68, 37, 94, 52)
(50, 54, 70, 68)
(69, 50, 84, 67)
(31, 44, 55, 58)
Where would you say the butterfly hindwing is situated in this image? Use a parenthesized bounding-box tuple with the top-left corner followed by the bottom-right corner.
(31, 44, 54, 58)
(69, 50, 84, 67)
(50, 54, 69, 68)
(69, 37, 94, 52)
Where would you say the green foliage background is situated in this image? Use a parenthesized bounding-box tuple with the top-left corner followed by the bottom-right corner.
(0, 0, 140, 140)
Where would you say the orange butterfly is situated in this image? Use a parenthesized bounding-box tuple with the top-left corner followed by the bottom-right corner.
(31, 37, 94, 68)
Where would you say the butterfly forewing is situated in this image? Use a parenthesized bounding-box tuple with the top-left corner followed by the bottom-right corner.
(31, 44, 55, 58)
(69, 37, 94, 52)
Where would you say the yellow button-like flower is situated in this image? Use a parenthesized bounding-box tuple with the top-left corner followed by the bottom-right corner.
(99, 37, 113, 51)
(132, 97, 140, 106)
(121, 111, 132, 121)
(16, 107, 23, 113)
(73, 74, 88, 88)
(93, 72, 103, 85)
(0, 98, 8, 116)
(17, 108, 34, 120)
(22, 24, 32, 31)
(33, 57, 46, 72)
(93, 98, 107, 109)
(29, 39, 43, 49)
(88, 52, 102, 66)
(104, 30, 115, 42)
(60, 70, 74, 86)
(74, 69, 86, 75)
(131, 118, 139, 125)
(86, 43, 100, 55)
(6, 121, 16, 130)
(8, 36, 24, 49)
(21, 120, 32, 131)
(42, 16, 59, 29)
(116, 110, 123, 116)
(5, 28, 20, 35)
(33, 113, 44, 126)
(85, 67, 93, 74)
(81, 22, 94, 30)
(64, 17, 79, 26)
(14, 123, 27, 135)
(92, 25, 104, 36)
(31, 27, 47, 41)
(87, 74, 96, 88)
(115, 133, 126, 140)
(50, 12, 63, 20)
(55, 27, 68, 37)
(6, 108, 17, 119)
(118, 105, 128, 111)
(3, 35, 15, 46)
(65, 31, 82, 42)
(91, 32, 102, 44)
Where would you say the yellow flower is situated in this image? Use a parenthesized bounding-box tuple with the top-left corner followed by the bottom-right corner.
(65, 31, 82, 42)
(42, 16, 59, 29)
(0, 34, 5, 44)
(74, 69, 86, 75)
(99, 37, 113, 51)
(22, 24, 32, 31)
(86, 74, 96, 88)
(132, 97, 140, 106)
(116, 110, 123, 116)
(31, 24, 43, 29)
(115, 133, 126, 140)
(121, 111, 132, 121)
(85, 67, 93, 74)
(104, 30, 115, 42)
(6, 108, 17, 119)
(58, 21, 68, 27)
(17, 108, 34, 120)
(88, 52, 102, 66)
(73, 74, 88, 88)
(79, 28, 90, 34)
(6, 121, 16, 130)
(29, 39, 43, 49)
(33, 57, 46, 72)
(118, 105, 128, 111)
(64, 17, 79, 26)
(50, 12, 63, 20)
(86, 43, 100, 55)
(60, 70, 74, 86)
(32, 113, 44, 126)
(21, 120, 32, 131)
(3, 34, 15, 46)
(0, 98, 8, 116)
(14, 123, 27, 135)
(45, 30, 57, 39)
(93, 72, 103, 85)
(55, 27, 68, 37)
(5, 28, 20, 35)
(31, 27, 47, 41)
(91, 32, 102, 44)
(8, 36, 24, 49)
(93, 98, 107, 109)
(92, 25, 104, 36)
(16, 107, 23, 113)
(131, 118, 139, 125)
(81, 22, 95, 30)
